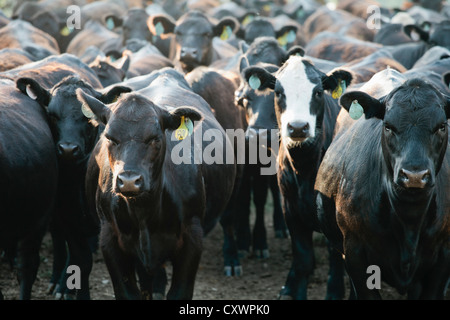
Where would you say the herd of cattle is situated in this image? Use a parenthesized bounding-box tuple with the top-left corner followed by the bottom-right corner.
(0, 0, 449, 300)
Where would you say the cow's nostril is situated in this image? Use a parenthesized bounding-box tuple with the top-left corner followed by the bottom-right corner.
(117, 172, 143, 195)
(398, 169, 431, 189)
(58, 143, 80, 158)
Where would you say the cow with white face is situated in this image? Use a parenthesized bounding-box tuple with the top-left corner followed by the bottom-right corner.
(243, 55, 353, 300)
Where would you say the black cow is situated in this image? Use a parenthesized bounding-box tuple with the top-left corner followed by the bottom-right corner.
(148, 10, 239, 73)
(234, 61, 287, 258)
(0, 78, 58, 299)
(243, 55, 353, 299)
(16, 75, 131, 300)
(0, 19, 60, 60)
(315, 78, 450, 299)
(76, 68, 236, 299)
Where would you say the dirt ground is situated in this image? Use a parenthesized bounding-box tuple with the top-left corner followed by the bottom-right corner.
(0, 195, 448, 301)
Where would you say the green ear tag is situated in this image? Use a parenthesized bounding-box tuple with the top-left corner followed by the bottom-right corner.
(332, 79, 346, 99)
(155, 22, 165, 37)
(349, 100, 364, 120)
(287, 30, 296, 43)
(175, 116, 193, 140)
(220, 26, 233, 41)
(249, 75, 261, 90)
(106, 17, 115, 30)
(81, 103, 95, 119)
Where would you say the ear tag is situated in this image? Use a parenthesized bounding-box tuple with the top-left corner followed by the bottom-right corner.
(332, 79, 346, 99)
(60, 26, 73, 36)
(106, 17, 115, 30)
(349, 100, 364, 120)
(248, 75, 261, 90)
(155, 22, 165, 37)
(26, 85, 37, 100)
(242, 14, 254, 27)
(263, 4, 271, 12)
(296, 8, 305, 19)
(220, 25, 233, 41)
(81, 103, 95, 119)
(175, 116, 193, 140)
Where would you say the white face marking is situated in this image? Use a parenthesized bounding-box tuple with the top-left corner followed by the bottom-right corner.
(277, 56, 317, 147)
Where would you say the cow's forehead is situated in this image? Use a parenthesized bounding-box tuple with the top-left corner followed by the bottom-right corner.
(277, 56, 321, 86)
(111, 94, 159, 121)
(176, 17, 212, 32)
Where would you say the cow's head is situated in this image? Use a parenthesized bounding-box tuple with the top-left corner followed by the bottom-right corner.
(88, 55, 130, 87)
(76, 90, 203, 198)
(105, 8, 153, 46)
(404, 21, 450, 49)
(340, 79, 450, 192)
(17, 76, 131, 164)
(243, 55, 352, 148)
(149, 10, 239, 72)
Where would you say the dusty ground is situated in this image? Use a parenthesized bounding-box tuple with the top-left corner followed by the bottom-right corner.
(0, 195, 448, 301)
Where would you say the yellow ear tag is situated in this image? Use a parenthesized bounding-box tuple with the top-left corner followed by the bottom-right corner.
(220, 26, 233, 41)
(60, 26, 74, 36)
(242, 15, 254, 27)
(263, 4, 272, 12)
(175, 116, 193, 140)
(332, 79, 346, 99)
(278, 33, 288, 47)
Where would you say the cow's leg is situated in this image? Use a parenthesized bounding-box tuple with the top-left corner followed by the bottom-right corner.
(166, 217, 203, 300)
(235, 165, 252, 257)
(48, 219, 67, 296)
(100, 223, 141, 300)
(326, 243, 345, 300)
(270, 176, 288, 238)
(279, 202, 315, 300)
(316, 192, 345, 300)
(64, 233, 93, 300)
(415, 250, 450, 300)
(252, 173, 269, 258)
(16, 223, 48, 300)
(343, 234, 381, 300)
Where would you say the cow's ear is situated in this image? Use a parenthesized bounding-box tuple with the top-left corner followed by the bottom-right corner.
(238, 55, 249, 73)
(275, 25, 298, 48)
(213, 16, 239, 40)
(104, 15, 123, 30)
(282, 45, 305, 64)
(76, 89, 112, 125)
(243, 66, 276, 93)
(322, 68, 353, 98)
(445, 95, 450, 119)
(97, 85, 132, 104)
(443, 72, 450, 90)
(148, 14, 176, 37)
(403, 24, 429, 42)
(238, 40, 250, 53)
(161, 106, 203, 132)
(340, 91, 386, 120)
(16, 77, 51, 107)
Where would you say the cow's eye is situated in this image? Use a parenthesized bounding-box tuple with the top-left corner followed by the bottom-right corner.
(105, 135, 118, 146)
(315, 90, 323, 98)
(384, 125, 394, 134)
(202, 32, 211, 38)
(438, 123, 447, 133)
